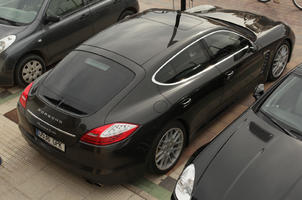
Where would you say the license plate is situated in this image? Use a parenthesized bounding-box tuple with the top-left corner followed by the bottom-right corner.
(36, 129, 65, 152)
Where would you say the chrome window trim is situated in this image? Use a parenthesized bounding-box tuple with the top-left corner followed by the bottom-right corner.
(27, 110, 76, 138)
(152, 30, 254, 86)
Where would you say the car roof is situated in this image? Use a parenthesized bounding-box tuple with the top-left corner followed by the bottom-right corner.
(84, 9, 223, 66)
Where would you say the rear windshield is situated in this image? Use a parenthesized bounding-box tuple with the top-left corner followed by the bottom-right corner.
(40, 51, 135, 115)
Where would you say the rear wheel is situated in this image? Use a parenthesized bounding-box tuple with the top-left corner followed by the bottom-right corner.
(293, 0, 302, 10)
(118, 10, 135, 21)
(16, 54, 46, 87)
(147, 121, 186, 174)
(268, 41, 290, 81)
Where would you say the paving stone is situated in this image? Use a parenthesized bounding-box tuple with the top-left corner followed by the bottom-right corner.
(0, 90, 11, 99)
(86, 185, 137, 200)
(7, 87, 22, 94)
(145, 174, 167, 185)
(0, 96, 20, 115)
(40, 183, 85, 200)
(0, 188, 30, 200)
(169, 162, 186, 180)
(42, 163, 97, 197)
(16, 170, 60, 199)
(158, 176, 177, 192)
(127, 194, 146, 200)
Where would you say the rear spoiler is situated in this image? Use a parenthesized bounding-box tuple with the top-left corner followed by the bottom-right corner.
(185, 5, 220, 14)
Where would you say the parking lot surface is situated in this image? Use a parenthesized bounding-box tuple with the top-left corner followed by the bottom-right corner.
(0, 0, 302, 199)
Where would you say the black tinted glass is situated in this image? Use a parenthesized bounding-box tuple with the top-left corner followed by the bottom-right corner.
(47, 0, 83, 17)
(41, 51, 135, 114)
(261, 74, 302, 135)
(0, 0, 43, 24)
(156, 42, 209, 83)
(204, 32, 249, 61)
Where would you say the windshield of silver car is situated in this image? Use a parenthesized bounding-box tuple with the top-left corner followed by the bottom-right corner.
(0, 0, 43, 25)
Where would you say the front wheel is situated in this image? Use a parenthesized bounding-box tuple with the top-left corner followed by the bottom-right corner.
(293, 0, 302, 10)
(268, 41, 290, 81)
(16, 54, 46, 87)
(147, 121, 186, 174)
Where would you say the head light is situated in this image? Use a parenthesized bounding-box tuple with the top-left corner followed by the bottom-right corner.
(175, 164, 195, 200)
(0, 35, 16, 53)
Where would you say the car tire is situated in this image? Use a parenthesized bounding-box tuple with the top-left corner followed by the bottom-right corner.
(118, 10, 135, 21)
(147, 121, 186, 174)
(16, 54, 46, 87)
(268, 41, 290, 81)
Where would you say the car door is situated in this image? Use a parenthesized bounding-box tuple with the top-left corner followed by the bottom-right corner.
(203, 30, 264, 105)
(155, 40, 224, 134)
(86, 0, 123, 34)
(42, 0, 94, 64)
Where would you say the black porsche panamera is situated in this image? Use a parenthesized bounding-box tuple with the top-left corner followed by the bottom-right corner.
(17, 6, 295, 184)
(172, 65, 302, 200)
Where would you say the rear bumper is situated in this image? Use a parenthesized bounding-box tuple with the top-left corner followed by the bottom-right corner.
(17, 105, 145, 184)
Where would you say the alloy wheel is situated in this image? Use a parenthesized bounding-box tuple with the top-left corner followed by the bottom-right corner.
(272, 44, 289, 79)
(155, 128, 184, 171)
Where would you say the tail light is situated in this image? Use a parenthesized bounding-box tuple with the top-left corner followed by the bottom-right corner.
(80, 123, 139, 146)
(19, 83, 33, 108)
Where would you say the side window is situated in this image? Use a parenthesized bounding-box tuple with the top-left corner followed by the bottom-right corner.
(47, 0, 84, 17)
(204, 31, 250, 61)
(86, 0, 100, 4)
(155, 42, 210, 84)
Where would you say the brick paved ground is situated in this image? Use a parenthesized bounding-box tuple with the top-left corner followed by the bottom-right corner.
(0, 0, 301, 199)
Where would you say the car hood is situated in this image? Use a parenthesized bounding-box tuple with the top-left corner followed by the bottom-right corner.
(0, 23, 26, 38)
(193, 110, 302, 200)
(200, 9, 279, 38)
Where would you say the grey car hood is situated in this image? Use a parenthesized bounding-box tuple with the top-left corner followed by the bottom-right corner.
(0, 23, 26, 38)
(193, 111, 302, 200)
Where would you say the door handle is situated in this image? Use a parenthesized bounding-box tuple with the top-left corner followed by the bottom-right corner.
(225, 70, 234, 80)
(180, 98, 192, 108)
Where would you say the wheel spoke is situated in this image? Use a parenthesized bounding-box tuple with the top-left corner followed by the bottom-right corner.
(154, 127, 184, 171)
(271, 44, 289, 78)
(156, 152, 165, 163)
(21, 59, 43, 83)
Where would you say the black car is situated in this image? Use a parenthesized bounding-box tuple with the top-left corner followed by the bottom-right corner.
(0, 0, 139, 86)
(17, 6, 294, 184)
(172, 64, 302, 200)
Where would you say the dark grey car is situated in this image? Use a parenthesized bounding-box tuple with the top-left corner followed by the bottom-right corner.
(0, 0, 139, 86)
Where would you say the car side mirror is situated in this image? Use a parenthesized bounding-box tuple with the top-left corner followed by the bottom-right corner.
(44, 15, 60, 24)
(249, 42, 257, 52)
(253, 84, 265, 100)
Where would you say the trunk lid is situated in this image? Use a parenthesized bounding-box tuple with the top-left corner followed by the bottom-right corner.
(26, 49, 138, 145)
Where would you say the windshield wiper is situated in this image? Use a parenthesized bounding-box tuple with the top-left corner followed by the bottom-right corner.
(0, 17, 21, 26)
(260, 110, 297, 139)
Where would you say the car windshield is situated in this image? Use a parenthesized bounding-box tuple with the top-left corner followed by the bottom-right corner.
(0, 0, 43, 25)
(261, 74, 302, 136)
